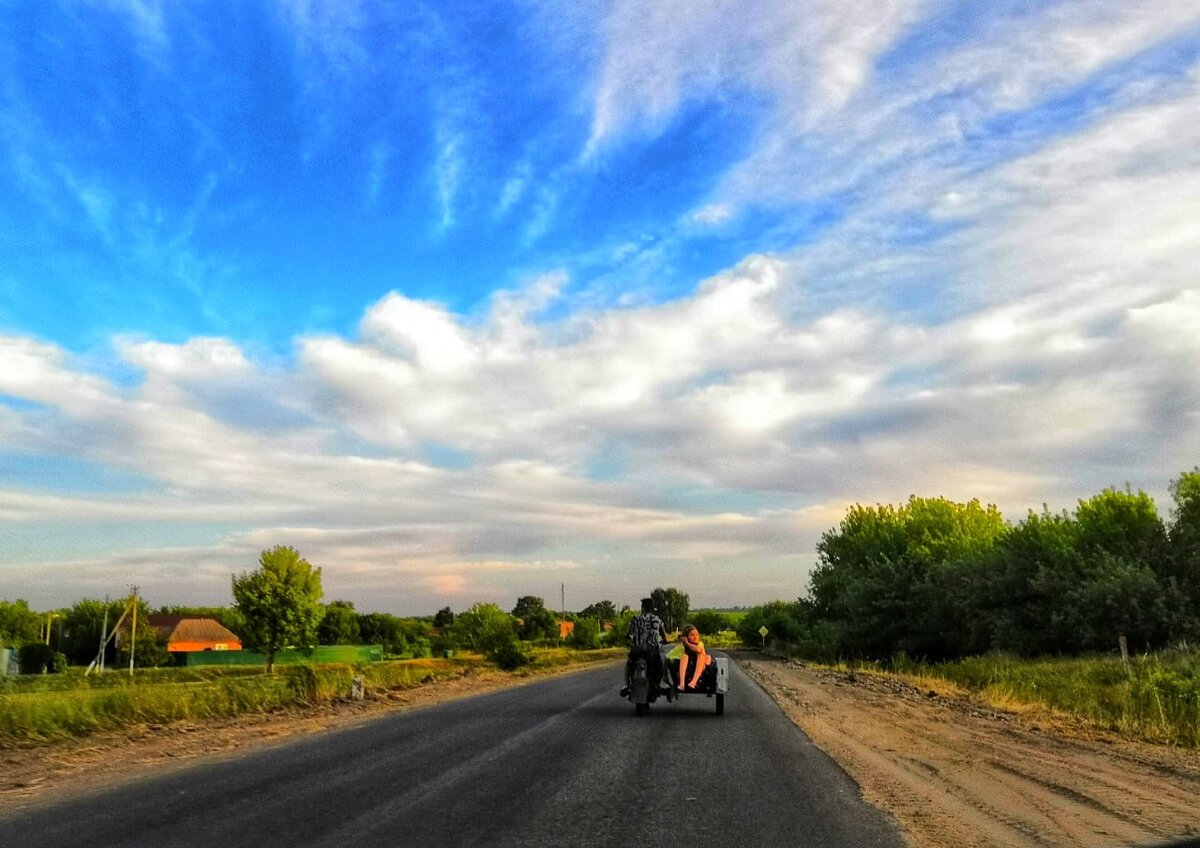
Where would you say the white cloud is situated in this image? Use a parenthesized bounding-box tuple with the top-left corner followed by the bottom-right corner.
(434, 126, 462, 231)
(586, 0, 928, 152)
(5, 2, 1200, 612)
(690, 203, 734, 226)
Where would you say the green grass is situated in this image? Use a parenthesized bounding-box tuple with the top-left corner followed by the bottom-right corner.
(844, 649, 1200, 747)
(0, 648, 620, 747)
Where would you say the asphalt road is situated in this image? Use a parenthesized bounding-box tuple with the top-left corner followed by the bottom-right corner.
(0, 660, 903, 847)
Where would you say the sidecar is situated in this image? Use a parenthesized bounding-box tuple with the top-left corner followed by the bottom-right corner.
(623, 647, 729, 716)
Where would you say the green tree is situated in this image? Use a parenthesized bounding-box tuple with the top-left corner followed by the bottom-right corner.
(17, 643, 66, 674)
(578, 600, 617, 623)
(605, 608, 637, 647)
(736, 600, 813, 648)
(511, 596, 557, 641)
(232, 546, 325, 672)
(452, 603, 529, 668)
(689, 610, 731, 636)
(0, 599, 41, 646)
(358, 612, 408, 654)
(810, 496, 1007, 659)
(1075, 488, 1168, 568)
(117, 612, 170, 669)
(650, 587, 690, 633)
(61, 598, 137, 666)
(317, 600, 361, 645)
(1167, 468, 1200, 638)
(568, 617, 601, 649)
(432, 606, 455, 628)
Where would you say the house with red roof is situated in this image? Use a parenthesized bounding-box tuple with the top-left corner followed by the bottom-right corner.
(148, 616, 242, 653)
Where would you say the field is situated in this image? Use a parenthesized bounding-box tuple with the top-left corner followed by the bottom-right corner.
(0, 648, 622, 747)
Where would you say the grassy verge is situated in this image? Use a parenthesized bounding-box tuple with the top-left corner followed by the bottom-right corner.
(0, 648, 621, 747)
(797, 649, 1200, 747)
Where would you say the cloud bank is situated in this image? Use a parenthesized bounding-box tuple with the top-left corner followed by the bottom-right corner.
(1, 1, 1198, 612)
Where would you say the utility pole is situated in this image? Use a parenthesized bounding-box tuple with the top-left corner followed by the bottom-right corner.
(99, 601, 109, 673)
(560, 583, 565, 646)
(128, 585, 139, 676)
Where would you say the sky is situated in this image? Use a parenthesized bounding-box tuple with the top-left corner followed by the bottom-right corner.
(1, 0, 1199, 615)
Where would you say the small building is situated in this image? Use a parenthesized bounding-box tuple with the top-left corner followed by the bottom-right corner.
(148, 616, 242, 653)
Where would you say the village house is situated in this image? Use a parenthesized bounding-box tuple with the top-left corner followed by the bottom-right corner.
(148, 616, 242, 654)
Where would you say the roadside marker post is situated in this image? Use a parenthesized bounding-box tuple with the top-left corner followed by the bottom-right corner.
(759, 625, 768, 650)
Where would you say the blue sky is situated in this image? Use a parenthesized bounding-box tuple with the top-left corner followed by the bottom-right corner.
(2, 0, 1199, 614)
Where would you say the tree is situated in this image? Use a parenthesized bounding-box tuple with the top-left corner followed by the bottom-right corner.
(0, 599, 41, 646)
(1167, 468, 1200, 637)
(232, 546, 324, 672)
(511, 596, 557, 641)
(650, 587, 690, 633)
(1074, 488, 1168, 569)
(736, 600, 812, 648)
(60, 599, 115, 665)
(452, 603, 529, 668)
(432, 606, 455, 628)
(568, 617, 601, 649)
(578, 600, 617, 623)
(689, 610, 731, 636)
(810, 496, 1007, 659)
(117, 613, 170, 669)
(317, 600, 361, 645)
(605, 608, 636, 647)
(17, 643, 66, 674)
(358, 612, 408, 654)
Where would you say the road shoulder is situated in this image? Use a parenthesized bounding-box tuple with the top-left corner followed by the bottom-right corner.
(738, 653, 1200, 848)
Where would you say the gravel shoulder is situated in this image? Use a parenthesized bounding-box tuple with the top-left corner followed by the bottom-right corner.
(738, 653, 1200, 848)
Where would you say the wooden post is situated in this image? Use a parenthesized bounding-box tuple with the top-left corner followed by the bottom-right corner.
(128, 589, 138, 676)
(1119, 634, 1130, 676)
(99, 605, 108, 673)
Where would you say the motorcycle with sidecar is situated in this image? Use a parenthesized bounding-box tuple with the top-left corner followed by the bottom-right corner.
(623, 644, 728, 715)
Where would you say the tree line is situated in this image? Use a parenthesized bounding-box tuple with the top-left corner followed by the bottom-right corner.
(737, 469, 1200, 661)
(2, 543, 710, 673)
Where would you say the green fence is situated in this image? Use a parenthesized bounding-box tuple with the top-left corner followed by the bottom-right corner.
(180, 645, 383, 666)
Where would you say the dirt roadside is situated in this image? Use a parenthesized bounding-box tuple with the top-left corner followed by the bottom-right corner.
(0, 663, 610, 817)
(739, 654, 1200, 848)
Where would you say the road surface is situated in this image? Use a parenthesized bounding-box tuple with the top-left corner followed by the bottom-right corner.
(0, 660, 902, 847)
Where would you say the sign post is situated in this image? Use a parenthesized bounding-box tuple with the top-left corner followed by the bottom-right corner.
(758, 625, 768, 650)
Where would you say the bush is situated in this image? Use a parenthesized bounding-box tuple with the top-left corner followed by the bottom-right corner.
(568, 618, 601, 650)
(605, 610, 635, 648)
(487, 638, 532, 670)
(18, 643, 67, 674)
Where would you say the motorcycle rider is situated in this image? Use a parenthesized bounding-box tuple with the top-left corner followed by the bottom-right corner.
(623, 597, 670, 697)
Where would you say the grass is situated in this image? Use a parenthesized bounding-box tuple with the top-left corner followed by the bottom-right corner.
(806, 648, 1200, 747)
(0, 648, 621, 747)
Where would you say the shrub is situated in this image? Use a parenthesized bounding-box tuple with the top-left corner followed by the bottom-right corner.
(487, 638, 532, 670)
(568, 618, 601, 650)
(18, 643, 66, 674)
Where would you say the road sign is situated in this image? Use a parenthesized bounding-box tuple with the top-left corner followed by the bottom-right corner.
(758, 626, 768, 637)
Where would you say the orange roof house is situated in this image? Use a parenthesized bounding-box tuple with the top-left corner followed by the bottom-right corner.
(148, 616, 242, 653)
